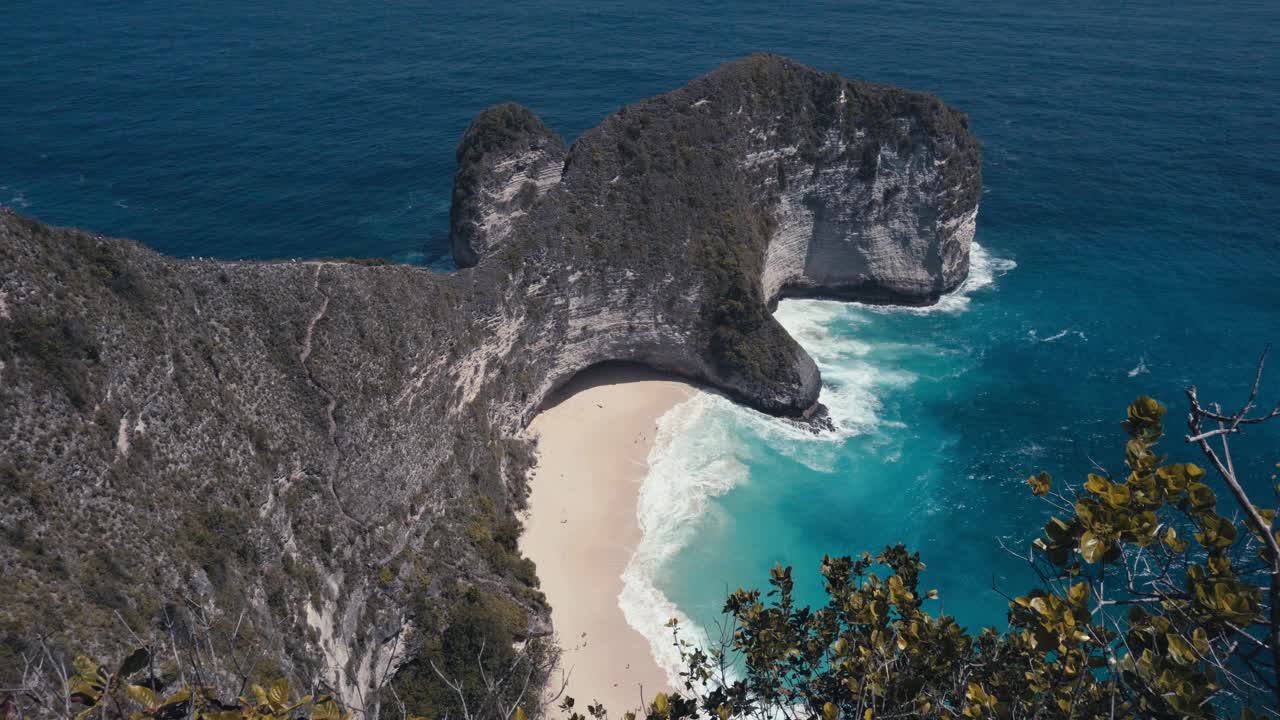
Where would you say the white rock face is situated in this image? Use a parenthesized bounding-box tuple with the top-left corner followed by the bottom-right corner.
(752, 120, 978, 305)
(761, 185, 817, 301)
(471, 151, 563, 257)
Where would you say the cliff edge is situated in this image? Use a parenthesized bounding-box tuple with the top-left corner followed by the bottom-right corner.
(0, 54, 978, 713)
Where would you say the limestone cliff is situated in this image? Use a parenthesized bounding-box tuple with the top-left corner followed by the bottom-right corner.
(0, 54, 978, 714)
(450, 103, 567, 268)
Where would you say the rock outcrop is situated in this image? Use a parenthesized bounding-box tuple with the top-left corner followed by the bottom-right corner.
(0, 54, 978, 714)
(450, 103, 567, 267)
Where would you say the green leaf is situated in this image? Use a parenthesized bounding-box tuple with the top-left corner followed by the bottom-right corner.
(1084, 474, 1110, 496)
(155, 689, 192, 720)
(1191, 627, 1210, 654)
(1162, 527, 1189, 552)
(1079, 531, 1108, 563)
(1187, 482, 1216, 511)
(118, 648, 151, 678)
(653, 692, 670, 717)
(1128, 396, 1166, 424)
(68, 678, 101, 706)
(127, 684, 159, 709)
(1074, 500, 1097, 526)
(267, 678, 289, 710)
(73, 656, 100, 680)
(312, 700, 342, 720)
(1166, 633, 1197, 664)
(1106, 483, 1131, 507)
(1044, 517, 1073, 544)
(1195, 513, 1238, 549)
(1157, 464, 1188, 492)
(1027, 472, 1052, 496)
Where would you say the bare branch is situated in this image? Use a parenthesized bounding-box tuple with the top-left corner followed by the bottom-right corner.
(429, 659, 471, 720)
(1186, 386, 1280, 564)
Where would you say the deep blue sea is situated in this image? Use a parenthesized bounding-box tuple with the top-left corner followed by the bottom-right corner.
(4, 0, 1278, 670)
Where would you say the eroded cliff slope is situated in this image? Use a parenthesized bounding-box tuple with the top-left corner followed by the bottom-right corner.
(0, 54, 978, 714)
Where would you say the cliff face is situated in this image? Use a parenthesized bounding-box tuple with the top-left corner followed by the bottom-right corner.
(449, 103, 567, 268)
(0, 54, 978, 713)
(451, 54, 978, 417)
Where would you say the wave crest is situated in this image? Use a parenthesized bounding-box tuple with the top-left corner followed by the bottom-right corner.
(619, 241, 1015, 684)
(859, 242, 1017, 316)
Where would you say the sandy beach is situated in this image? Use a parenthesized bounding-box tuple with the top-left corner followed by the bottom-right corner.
(522, 364, 696, 715)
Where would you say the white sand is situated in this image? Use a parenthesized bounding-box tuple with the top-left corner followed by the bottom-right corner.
(522, 364, 696, 715)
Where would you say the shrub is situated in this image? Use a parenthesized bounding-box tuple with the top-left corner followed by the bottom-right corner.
(60, 649, 350, 720)
(392, 587, 547, 720)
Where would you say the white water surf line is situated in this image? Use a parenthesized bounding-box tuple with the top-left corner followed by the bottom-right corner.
(619, 242, 1017, 686)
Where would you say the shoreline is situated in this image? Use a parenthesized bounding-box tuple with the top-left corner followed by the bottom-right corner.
(521, 364, 697, 714)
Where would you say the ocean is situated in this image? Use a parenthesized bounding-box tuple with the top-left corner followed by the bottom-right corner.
(4, 0, 1277, 673)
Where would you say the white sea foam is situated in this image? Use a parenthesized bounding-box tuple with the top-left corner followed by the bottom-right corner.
(619, 394, 748, 683)
(1127, 357, 1148, 377)
(620, 241, 1016, 684)
(857, 242, 1017, 316)
(1034, 328, 1087, 343)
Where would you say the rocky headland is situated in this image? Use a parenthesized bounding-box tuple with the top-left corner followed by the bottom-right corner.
(0, 53, 979, 714)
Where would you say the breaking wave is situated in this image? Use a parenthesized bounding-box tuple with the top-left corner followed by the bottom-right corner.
(1127, 357, 1149, 377)
(619, 395, 747, 681)
(3, 186, 31, 209)
(859, 242, 1017, 316)
(619, 242, 1015, 685)
(1030, 328, 1088, 343)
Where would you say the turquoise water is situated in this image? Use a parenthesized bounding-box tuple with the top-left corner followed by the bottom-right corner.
(4, 0, 1278, 669)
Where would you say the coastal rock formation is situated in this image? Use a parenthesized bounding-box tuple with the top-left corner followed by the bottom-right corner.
(0, 54, 978, 713)
(450, 103, 567, 267)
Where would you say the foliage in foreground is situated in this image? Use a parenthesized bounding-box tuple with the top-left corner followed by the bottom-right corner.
(6, 380, 1276, 720)
(59, 648, 348, 720)
(563, 391, 1277, 719)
